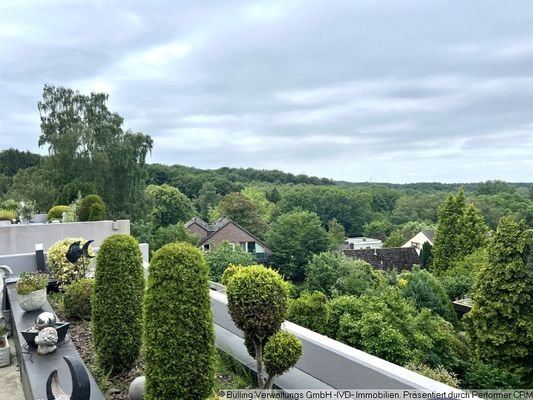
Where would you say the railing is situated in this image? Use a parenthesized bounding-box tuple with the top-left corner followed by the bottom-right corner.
(254, 252, 269, 263)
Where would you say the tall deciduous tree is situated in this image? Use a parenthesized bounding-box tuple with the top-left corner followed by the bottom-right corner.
(212, 192, 268, 237)
(466, 217, 533, 386)
(145, 184, 195, 227)
(265, 211, 330, 282)
(195, 182, 221, 220)
(38, 85, 153, 217)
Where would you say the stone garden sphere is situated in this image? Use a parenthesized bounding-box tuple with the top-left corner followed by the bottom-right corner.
(35, 312, 56, 330)
(128, 376, 145, 400)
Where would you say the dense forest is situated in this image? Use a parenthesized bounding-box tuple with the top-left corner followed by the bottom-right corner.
(1, 85, 532, 390)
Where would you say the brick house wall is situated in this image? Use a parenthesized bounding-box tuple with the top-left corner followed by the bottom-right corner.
(203, 223, 272, 254)
(187, 222, 209, 240)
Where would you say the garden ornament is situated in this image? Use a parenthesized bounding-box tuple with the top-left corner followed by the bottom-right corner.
(66, 240, 94, 264)
(35, 326, 58, 355)
(46, 356, 91, 400)
(35, 312, 57, 330)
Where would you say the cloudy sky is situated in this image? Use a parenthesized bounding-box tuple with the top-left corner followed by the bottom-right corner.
(1, 0, 533, 183)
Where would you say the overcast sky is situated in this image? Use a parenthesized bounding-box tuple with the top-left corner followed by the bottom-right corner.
(1, 0, 533, 183)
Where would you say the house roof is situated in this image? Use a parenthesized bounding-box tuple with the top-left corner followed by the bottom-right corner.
(185, 216, 271, 252)
(342, 247, 420, 271)
(421, 229, 435, 243)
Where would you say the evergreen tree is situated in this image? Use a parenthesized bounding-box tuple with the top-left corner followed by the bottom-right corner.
(420, 241, 433, 269)
(433, 189, 487, 275)
(465, 216, 533, 386)
(457, 203, 488, 256)
(432, 190, 466, 274)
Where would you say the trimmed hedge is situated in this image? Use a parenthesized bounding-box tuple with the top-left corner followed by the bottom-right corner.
(78, 194, 106, 222)
(92, 234, 144, 374)
(144, 242, 215, 400)
(47, 205, 69, 221)
(88, 203, 105, 221)
(64, 278, 94, 320)
(287, 291, 328, 334)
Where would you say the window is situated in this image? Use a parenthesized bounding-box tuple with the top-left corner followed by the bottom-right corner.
(239, 241, 256, 253)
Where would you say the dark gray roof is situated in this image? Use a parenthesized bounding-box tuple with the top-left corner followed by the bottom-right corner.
(342, 247, 420, 271)
(421, 229, 435, 243)
(184, 217, 230, 233)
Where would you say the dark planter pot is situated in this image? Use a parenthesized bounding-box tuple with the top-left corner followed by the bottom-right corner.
(22, 322, 70, 347)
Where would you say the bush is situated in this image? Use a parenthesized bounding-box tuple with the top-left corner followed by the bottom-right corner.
(0, 208, 15, 221)
(263, 331, 303, 389)
(63, 278, 94, 320)
(287, 291, 328, 334)
(144, 242, 215, 400)
(206, 241, 254, 282)
(88, 203, 105, 221)
(221, 264, 242, 287)
(47, 205, 69, 221)
(78, 194, 106, 222)
(462, 360, 525, 389)
(47, 237, 92, 286)
(92, 234, 144, 374)
(404, 362, 459, 387)
(306, 252, 384, 297)
(150, 223, 199, 254)
(330, 288, 464, 370)
(399, 267, 458, 325)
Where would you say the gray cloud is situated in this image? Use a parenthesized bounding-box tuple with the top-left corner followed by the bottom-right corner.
(1, 0, 533, 182)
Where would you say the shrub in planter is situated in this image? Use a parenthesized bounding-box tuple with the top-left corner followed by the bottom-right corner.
(0, 208, 15, 222)
(47, 205, 69, 221)
(88, 203, 105, 221)
(47, 237, 92, 286)
(92, 234, 144, 374)
(78, 194, 106, 222)
(16, 272, 48, 311)
(63, 279, 94, 320)
(144, 242, 215, 400)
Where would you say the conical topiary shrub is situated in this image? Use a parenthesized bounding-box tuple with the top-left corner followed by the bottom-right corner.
(92, 234, 144, 374)
(144, 242, 215, 400)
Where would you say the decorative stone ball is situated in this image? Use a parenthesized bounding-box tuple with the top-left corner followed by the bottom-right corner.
(35, 312, 56, 330)
(35, 327, 58, 345)
(128, 376, 145, 400)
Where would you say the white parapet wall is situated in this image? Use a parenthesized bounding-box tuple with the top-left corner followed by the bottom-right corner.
(0, 220, 130, 255)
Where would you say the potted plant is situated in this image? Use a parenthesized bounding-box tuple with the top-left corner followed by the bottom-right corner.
(16, 200, 36, 224)
(0, 324, 9, 367)
(0, 209, 15, 226)
(16, 272, 48, 312)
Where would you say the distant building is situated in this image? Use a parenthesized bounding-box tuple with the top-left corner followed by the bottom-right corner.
(401, 229, 435, 255)
(342, 247, 420, 272)
(185, 217, 271, 262)
(342, 237, 383, 250)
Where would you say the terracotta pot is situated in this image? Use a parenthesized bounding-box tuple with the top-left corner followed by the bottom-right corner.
(18, 288, 47, 312)
(0, 335, 10, 368)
